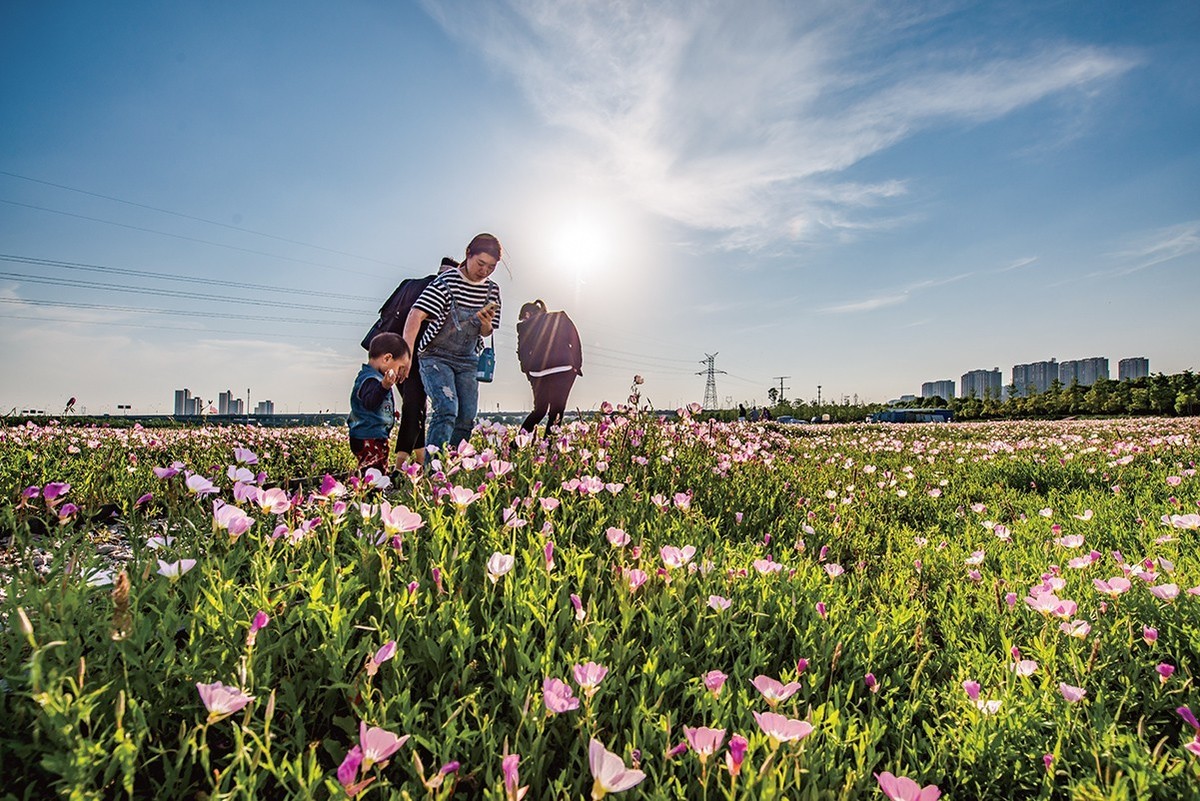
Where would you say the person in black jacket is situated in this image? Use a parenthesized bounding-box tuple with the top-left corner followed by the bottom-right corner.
(393, 256, 458, 468)
(516, 299, 582, 437)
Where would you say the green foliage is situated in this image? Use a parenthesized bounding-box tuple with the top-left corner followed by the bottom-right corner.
(1, 415, 1199, 799)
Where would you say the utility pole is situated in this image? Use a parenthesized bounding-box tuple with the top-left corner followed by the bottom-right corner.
(772, 376, 790, 403)
(696, 353, 726, 410)
(817, 385, 822, 406)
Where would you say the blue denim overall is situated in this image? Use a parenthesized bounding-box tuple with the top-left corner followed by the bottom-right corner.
(418, 296, 483, 454)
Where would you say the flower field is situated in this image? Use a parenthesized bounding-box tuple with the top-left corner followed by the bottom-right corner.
(2, 412, 1199, 800)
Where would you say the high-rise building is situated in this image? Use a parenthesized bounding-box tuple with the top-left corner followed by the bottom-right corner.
(961, 368, 1002, 400)
(1118, 357, 1150, 382)
(218, 390, 233, 416)
(254, 400, 275, 415)
(1012, 359, 1059, 397)
(1059, 357, 1109, 387)
(230, 398, 244, 415)
(921, 380, 955, 400)
(173, 388, 192, 416)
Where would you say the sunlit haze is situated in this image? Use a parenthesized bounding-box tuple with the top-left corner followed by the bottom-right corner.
(0, 1, 1196, 415)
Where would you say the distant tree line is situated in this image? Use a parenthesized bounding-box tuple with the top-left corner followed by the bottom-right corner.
(719, 371, 1199, 423)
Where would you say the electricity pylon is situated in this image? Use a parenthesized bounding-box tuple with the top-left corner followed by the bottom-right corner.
(697, 353, 726, 409)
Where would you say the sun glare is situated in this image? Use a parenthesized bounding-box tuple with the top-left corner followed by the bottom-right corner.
(547, 213, 615, 285)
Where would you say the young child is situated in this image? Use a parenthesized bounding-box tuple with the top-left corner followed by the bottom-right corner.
(348, 332, 411, 472)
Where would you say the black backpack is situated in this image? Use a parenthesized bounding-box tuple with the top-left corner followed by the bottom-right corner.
(360, 275, 434, 350)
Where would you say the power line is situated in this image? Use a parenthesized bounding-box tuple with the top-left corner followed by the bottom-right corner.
(0, 198, 391, 279)
(0, 169, 403, 268)
(0, 254, 377, 302)
(0, 271, 369, 316)
(0, 311, 357, 342)
(0, 296, 361, 326)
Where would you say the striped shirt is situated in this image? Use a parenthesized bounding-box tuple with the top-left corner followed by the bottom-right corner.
(413, 269, 501, 354)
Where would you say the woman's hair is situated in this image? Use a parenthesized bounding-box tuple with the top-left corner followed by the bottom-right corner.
(466, 233, 502, 261)
(518, 299, 547, 321)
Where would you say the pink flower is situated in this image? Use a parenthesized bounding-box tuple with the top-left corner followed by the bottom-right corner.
(703, 670, 728, 696)
(707, 595, 731, 612)
(589, 738, 645, 798)
(623, 568, 648, 592)
(1060, 620, 1091, 638)
(684, 726, 726, 761)
(605, 527, 630, 547)
(1149, 583, 1179, 602)
(544, 541, 556, 572)
(570, 593, 586, 621)
(1011, 660, 1038, 677)
(753, 558, 783, 574)
(1059, 683, 1086, 703)
(865, 672, 879, 693)
(660, 545, 696, 569)
(1167, 475, 1183, 486)
(212, 502, 252, 540)
(1093, 576, 1132, 597)
(337, 745, 364, 788)
(752, 711, 813, 746)
(543, 678, 580, 714)
(359, 721, 408, 770)
(875, 771, 941, 801)
(487, 552, 515, 583)
(373, 640, 397, 665)
(185, 474, 218, 496)
(963, 680, 981, 701)
(196, 681, 254, 723)
(247, 610, 270, 646)
(751, 675, 801, 707)
(502, 753, 528, 801)
(42, 482, 71, 504)
(1158, 663, 1176, 684)
(1179, 706, 1200, 731)
(539, 496, 560, 513)
(1143, 626, 1159, 644)
(379, 501, 423, 534)
(448, 485, 481, 509)
(1043, 753, 1054, 772)
(816, 601, 827, 619)
(157, 559, 197, 580)
(725, 734, 748, 777)
(573, 661, 609, 698)
(796, 658, 809, 674)
(824, 563, 845, 578)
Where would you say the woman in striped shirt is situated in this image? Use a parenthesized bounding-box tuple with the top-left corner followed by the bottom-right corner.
(401, 233, 502, 456)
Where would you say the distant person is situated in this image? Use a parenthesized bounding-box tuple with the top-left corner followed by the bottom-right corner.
(387, 257, 459, 469)
(762, 407, 773, 421)
(738, 403, 747, 422)
(516, 299, 582, 437)
(402, 233, 502, 456)
(348, 332, 410, 472)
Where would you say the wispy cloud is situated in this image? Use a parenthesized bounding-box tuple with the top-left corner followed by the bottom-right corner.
(999, 256, 1038, 272)
(819, 271, 973, 314)
(425, 1, 1138, 251)
(1107, 220, 1200, 275)
(822, 293, 909, 314)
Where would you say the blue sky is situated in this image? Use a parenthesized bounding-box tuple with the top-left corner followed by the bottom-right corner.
(0, 1, 1196, 414)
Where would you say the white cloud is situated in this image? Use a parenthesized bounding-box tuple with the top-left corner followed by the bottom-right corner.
(425, 0, 1137, 251)
(1109, 220, 1200, 275)
(999, 256, 1038, 272)
(821, 293, 910, 314)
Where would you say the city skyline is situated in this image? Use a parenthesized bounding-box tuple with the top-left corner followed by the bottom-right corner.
(1, 3, 1197, 415)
